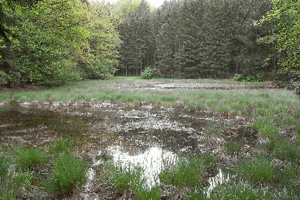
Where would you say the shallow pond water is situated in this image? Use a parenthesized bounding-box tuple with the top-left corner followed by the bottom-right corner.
(0, 102, 257, 198)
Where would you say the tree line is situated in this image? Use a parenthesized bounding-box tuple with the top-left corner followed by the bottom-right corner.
(0, 0, 120, 87)
(0, 0, 299, 86)
(117, 0, 272, 78)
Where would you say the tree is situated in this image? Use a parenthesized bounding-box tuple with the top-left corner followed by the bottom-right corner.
(84, 2, 121, 79)
(256, 0, 300, 72)
(0, 0, 90, 86)
(118, 0, 154, 75)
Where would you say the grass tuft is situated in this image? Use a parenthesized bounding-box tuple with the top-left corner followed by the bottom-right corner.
(224, 141, 243, 154)
(160, 155, 216, 188)
(46, 154, 87, 195)
(109, 167, 161, 200)
(267, 139, 300, 162)
(50, 138, 74, 156)
(14, 146, 46, 170)
(238, 157, 275, 183)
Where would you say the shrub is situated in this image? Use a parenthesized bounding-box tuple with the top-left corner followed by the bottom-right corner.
(46, 154, 87, 195)
(141, 67, 159, 79)
(14, 146, 46, 170)
(233, 74, 245, 82)
(233, 73, 263, 82)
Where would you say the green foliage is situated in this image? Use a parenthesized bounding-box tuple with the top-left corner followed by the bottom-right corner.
(13, 146, 46, 170)
(256, 0, 300, 72)
(117, 0, 270, 78)
(141, 67, 159, 79)
(238, 157, 275, 183)
(159, 155, 215, 188)
(84, 2, 120, 79)
(46, 154, 87, 195)
(0, 0, 120, 87)
(233, 74, 264, 82)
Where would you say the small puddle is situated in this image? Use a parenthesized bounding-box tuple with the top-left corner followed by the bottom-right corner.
(102, 145, 178, 188)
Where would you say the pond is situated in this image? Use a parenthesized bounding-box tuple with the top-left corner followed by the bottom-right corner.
(0, 101, 257, 199)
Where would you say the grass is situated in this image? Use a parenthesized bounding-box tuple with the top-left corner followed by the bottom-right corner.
(0, 139, 88, 199)
(209, 181, 271, 200)
(225, 141, 243, 154)
(109, 168, 142, 192)
(159, 155, 216, 188)
(13, 145, 46, 170)
(45, 154, 87, 195)
(50, 138, 74, 156)
(0, 155, 9, 183)
(267, 138, 300, 162)
(109, 167, 161, 200)
(1, 77, 300, 199)
(238, 157, 275, 183)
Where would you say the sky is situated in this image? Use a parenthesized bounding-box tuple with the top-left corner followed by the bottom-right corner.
(90, 0, 165, 8)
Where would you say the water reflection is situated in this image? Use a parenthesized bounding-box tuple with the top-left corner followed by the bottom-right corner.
(206, 169, 230, 198)
(106, 146, 178, 187)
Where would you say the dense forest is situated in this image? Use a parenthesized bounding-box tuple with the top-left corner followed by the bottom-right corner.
(0, 0, 299, 86)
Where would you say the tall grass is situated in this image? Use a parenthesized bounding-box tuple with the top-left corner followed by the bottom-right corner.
(13, 146, 46, 170)
(238, 157, 275, 183)
(109, 167, 161, 200)
(0, 155, 9, 183)
(160, 155, 216, 188)
(209, 181, 271, 200)
(46, 154, 87, 195)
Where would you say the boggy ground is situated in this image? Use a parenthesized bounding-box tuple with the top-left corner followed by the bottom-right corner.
(0, 77, 300, 199)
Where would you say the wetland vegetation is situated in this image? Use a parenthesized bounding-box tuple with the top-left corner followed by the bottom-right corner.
(0, 77, 299, 199)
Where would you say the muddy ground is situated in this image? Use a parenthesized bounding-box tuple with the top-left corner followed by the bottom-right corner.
(104, 79, 275, 90)
(0, 97, 261, 199)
